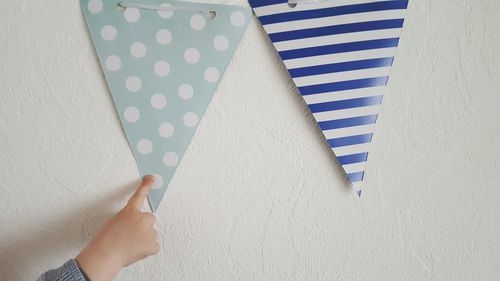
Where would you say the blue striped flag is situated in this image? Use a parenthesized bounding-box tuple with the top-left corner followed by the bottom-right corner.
(249, 0, 408, 197)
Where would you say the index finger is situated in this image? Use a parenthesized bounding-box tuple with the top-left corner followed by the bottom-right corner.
(127, 175, 155, 210)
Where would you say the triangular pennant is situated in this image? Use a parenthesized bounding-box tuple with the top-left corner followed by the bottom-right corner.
(81, 0, 251, 210)
(249, 0, 408, 196)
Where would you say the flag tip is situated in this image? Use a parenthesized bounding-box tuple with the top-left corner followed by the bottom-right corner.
(356, 190, 362, 198)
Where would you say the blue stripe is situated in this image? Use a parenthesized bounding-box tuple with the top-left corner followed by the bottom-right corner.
(289, 57, 394, 78)
(257, 1, 409, 25)
(309, 96, 383, 113)
(318, 115, 378, 130)
(348, 171, 365, 182)
(299, 77, 388, 95)
(269, 19, 404, 42)
(328, 134, 373, 148)
(248, 0, 285, 8)
(337, 153, 368, 165)
(279, 38, 400, 60)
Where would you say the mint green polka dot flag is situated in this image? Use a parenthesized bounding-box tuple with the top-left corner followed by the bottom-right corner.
(81, 0, 251, 211)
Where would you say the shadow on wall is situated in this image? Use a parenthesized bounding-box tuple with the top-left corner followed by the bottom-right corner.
(0, 182, 137, 280)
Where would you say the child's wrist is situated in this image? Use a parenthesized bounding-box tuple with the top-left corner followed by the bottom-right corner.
(76, 241, 122, 281)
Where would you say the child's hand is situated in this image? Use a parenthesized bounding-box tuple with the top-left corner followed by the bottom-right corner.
(75, 176, 160, 281)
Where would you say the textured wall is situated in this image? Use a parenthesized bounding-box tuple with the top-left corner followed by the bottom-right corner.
(1, 1, 499, 280)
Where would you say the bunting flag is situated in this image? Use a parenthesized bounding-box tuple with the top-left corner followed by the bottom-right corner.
(249, 0, 408, 196)
(81, 0, 251, 210)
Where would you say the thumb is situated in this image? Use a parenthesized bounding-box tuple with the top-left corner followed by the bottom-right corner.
(127, 175, 155, 210)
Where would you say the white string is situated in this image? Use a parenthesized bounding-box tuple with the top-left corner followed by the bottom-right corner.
(117, 1, 215, 16)
(288, 0, 330, 5)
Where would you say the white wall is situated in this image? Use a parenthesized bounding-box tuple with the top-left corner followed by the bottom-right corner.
(1, 1, 499, 280)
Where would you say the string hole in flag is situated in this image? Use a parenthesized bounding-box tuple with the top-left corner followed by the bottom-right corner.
(207, 10, 217, 20)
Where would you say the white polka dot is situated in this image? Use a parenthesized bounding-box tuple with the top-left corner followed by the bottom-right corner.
(183, 112, 199, 127)
(101, 25, 117, 41)
(156, 29, 172, 45)
(213, 35, 229, 51)
(124, 107, 140, 122)
(230, 11, 246, 27)
(125, 76, 142, 92)
(105, 55, 121, 71)
(150, 94, 167, 109)
(130, 42, 147, 58)
(137, 139, 153, 154)
(159, 122, 175, 138)
(154, 61, 170, 77)
(124, 8, 140, 22)
(87, 0, 103, 14)
(151, 174, 164, 190)
(190, 15, 206, 30)
(163, 152, 179, 167)
(178, 84, 194, 100)
(158, 3, 174, 19)
(204, 67, 220, 83)
(184, 48, 200, 64)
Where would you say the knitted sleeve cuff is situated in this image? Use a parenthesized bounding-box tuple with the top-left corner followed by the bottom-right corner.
(36, 259, 88, 281)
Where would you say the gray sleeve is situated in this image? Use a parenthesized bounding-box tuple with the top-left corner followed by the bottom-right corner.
(36, 259, 88, 281)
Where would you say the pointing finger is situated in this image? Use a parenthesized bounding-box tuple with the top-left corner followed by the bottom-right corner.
(127, 175, 155, 210)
